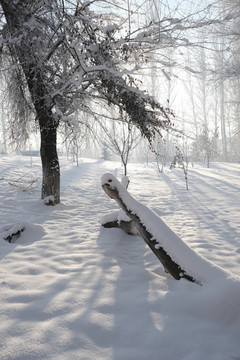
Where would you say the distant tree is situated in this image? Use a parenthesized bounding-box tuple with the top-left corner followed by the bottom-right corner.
(209, 0, 240, 161)
(170, 146, 189, 190)
(191, 125, 219, 167)
(99, 116, 141, 176)
(101, 142, 112, 162)
(154, 136, 169, 173)
(60, 112, 91, 166)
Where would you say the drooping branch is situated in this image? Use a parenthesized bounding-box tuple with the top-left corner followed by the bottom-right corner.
(101, 173, 201, 284)
(94, 52, 174, 145)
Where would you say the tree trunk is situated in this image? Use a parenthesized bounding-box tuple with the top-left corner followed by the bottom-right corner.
(40, 126, 60, 205)
(0, 0, 60, 204)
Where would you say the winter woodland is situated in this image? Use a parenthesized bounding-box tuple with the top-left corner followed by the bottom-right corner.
(0, 1, 240, 359)
(1, 1, 240, 182)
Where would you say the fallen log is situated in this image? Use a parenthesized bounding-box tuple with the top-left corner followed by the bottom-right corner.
(101, 173, 201, 285)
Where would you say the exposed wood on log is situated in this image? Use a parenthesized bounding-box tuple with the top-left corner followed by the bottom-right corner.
(102, 220, 119, 229)
(102, 217, 139, 235)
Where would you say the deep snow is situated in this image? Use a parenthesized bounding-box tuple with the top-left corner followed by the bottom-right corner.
(0, 155, 240, 360)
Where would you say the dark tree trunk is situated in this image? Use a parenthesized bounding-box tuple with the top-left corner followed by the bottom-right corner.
(40, 126, 60, 204)
(0, 0, 60, 204)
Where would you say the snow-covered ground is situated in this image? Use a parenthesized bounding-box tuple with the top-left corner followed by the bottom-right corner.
(0, 155, 240, 360)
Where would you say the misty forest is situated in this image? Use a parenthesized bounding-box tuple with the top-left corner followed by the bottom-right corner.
(0, 1, 240, 360)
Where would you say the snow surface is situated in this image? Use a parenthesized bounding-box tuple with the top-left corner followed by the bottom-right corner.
(0, 155, 240, 360)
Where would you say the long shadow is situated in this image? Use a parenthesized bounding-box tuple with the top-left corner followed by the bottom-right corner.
(160, 170, 240, 251)
(189, 168, 240, 193)
(0, 245, 112, 359)
(96, 226, 168, 360)
(0, 225, 166, 359)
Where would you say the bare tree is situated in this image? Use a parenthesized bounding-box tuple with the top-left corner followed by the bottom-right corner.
(191, 125, 219, 167)
(170, 146, 189, 190)
(99, 116, 141, 176)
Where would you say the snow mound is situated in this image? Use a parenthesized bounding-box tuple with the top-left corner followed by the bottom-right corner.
(1, 222, 46, 245)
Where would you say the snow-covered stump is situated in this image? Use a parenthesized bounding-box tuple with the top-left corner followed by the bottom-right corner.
(101, 173, 201, 285)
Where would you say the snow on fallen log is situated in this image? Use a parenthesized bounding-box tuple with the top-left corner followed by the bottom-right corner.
(2, 223, 26, 243)
(101, 173, 236, 285)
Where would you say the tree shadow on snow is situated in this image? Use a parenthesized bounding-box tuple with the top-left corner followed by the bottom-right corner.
(96, 226, 170, 360)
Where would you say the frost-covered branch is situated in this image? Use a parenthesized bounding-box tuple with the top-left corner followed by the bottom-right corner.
(0, 174, 40, 191)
